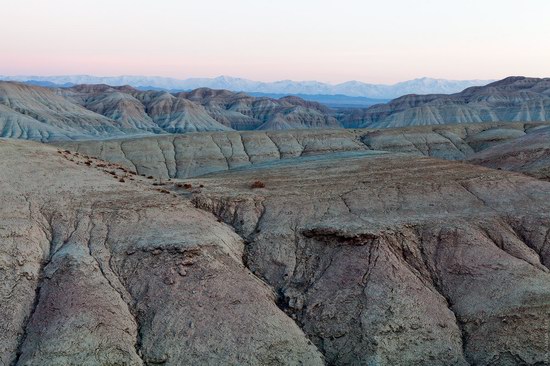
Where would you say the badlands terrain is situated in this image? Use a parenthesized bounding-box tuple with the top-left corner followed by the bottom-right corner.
(1, 76, 550, 141)
(2, 78, 550, 365)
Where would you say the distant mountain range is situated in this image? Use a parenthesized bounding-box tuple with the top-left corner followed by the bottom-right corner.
(0, 74, 492, 99)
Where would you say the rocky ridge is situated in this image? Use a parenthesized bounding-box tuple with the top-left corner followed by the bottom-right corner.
(57, 122, 550, 179)
(0, 81, 343, 141)
(4, 124, 550, 364)
(3, 77, 550, 142)
(340, 77, 550, 128)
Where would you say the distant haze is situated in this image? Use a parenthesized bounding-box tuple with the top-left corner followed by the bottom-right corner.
(2, 0, 550, 83)
(0, 75, 493, 99)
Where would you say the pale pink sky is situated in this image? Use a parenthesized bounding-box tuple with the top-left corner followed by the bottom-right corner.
(2, 0, 550, 84)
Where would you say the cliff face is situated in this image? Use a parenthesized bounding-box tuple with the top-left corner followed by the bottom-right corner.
(339, 77, 550, 128)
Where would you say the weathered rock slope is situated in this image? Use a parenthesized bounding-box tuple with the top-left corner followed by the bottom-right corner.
(4, 134, 550, 364)
(57, 122, 550, 179)
(0, 81, 342, 141)
(0, 82, 146, 141)
(0, 139, 323, 365)
(187, 151, 550, 365)
(4, 76, 550, 142)
(469, 125, 550, 180)
(340, 77, 550, 128)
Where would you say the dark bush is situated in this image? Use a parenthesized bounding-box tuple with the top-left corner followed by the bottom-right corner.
(250, 180, 266, 189)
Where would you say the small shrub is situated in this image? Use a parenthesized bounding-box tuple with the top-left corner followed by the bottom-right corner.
(119, 178, 125, 183)
(250, 180, 265, 189)
(147, 176, 154, 179)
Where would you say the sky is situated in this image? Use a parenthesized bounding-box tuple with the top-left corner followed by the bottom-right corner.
(2, 0, 550, 84)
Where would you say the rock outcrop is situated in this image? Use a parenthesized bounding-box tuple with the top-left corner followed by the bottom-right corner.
(0, 139, 323, 365)
(187, 150, 550, 365)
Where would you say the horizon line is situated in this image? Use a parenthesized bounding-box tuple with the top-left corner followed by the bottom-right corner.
(0, 73, 501, 87)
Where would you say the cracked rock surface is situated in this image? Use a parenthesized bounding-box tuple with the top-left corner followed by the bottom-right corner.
(188, 151, 550, 365)
(0, 139, 323, 366)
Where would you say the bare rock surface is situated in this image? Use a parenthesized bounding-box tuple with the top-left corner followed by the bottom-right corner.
(56, 122, 550, 179)
(340, 77, 550, 128)
(0, 82, 142, 141)
(0, 82, 343, 142)
(4, 76, 550, 143)
(57, 129, 369, 178)
(187, 151, 550, 365)
(0, 139, 323, 365)
(469, 125, 550, 180)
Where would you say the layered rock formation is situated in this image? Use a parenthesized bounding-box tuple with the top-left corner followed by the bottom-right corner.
(180, 88, 340, 130)
(469, 125, 550, 180)
(187, 151, 550, 365)
(4, 121, 550, 364)
(57, 122, 550, 179)
(4, 76, 550, 143)
(0, 81, 343, 141)
(340, 77, 550, 128)
(0, 139, 323, 365)
(0, 82, 145, 141)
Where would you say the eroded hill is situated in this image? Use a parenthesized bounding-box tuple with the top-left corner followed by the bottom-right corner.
(340, 77, 550, 128)
(57, 122, 550, 179)
(0, 139, 322, 365)
(187, 151, 550, 365)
